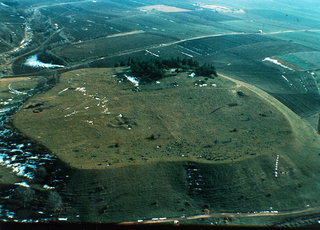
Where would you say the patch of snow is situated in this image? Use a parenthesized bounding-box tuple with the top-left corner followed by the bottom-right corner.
(64, 110, 79, 118)
(6, 211, 15, 219)
(24, 55, 64, 69)
(102, 108, 110, 114)
(14, 182, 30, 188)
(75, 87, 86, 93)
(58, 88, 69, 94)
(263, 57, 294, 71)
(181, 52, 193, 58)
(199, 4, 245, 14)
(274, 154, 280, 177)
(281, 75, 289, 82)
(124, 74, 140, 86)
(8, 83, 27, 95)
(1, 2, 9, 7)
(145, 49, 159, 57)
(0, 108, 13, 113)
(86, 120, 94, 125)
(58, 217, 68, 221)
(0, 101, 10, 105)
(43, 184, 55, 190)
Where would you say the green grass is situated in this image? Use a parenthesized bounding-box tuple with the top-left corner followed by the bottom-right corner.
(267, 31, 320, 50)
(40, 5, 132, 41)
(246, 9, 320, 28)
(276, 52, 320, 70)
(220, 19, 296, 33)
(107, 12, 233, 40)
(178, 34, 275, 55)
(51, 33, 176, 64)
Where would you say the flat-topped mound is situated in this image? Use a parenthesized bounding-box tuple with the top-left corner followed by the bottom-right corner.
(13, 68, 294, 169)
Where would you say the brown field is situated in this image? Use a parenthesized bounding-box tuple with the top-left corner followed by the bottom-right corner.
(13, 68, 302, 170)
(11, 68, 320, 223)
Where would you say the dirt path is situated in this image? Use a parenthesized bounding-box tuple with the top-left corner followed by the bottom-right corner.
(264, 29, 320, 35)
(31, 0, 91, 11)
(119, 206, 320, 225)
(141, 29, 320, 50)
(219, 73, 320, 143)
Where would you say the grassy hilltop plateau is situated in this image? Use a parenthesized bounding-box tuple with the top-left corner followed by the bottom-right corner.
(1, 0, 320, 226)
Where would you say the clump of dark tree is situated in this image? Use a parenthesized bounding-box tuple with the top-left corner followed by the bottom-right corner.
(194, 63, 218, 78)
(129, 59, 166, 83)
(114, 57, 217, 83)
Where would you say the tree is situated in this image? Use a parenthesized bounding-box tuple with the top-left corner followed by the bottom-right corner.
(195, 64, 217, 77)
(122, 57, 217, 83)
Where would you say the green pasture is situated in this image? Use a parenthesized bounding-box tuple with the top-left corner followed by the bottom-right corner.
(267, 31, 320, 50)
(276, 51, 320, 71)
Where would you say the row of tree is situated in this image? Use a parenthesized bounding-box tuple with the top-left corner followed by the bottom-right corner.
(114, 57, 217, 83)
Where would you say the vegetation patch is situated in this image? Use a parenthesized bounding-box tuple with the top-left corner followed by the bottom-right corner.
(115, 57, 217, 83)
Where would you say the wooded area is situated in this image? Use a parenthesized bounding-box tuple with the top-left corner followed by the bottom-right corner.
(115, 57, 217, 83)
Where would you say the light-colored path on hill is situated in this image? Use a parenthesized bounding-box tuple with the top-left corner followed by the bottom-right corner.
(119, 206, 320, 225)
(154, 29, 320, 49)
